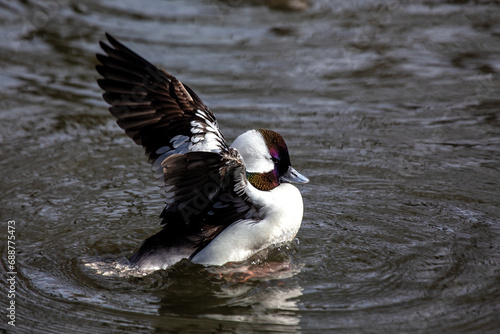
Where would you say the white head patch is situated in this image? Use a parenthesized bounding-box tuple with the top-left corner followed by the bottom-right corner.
(230, 130, 274, 173)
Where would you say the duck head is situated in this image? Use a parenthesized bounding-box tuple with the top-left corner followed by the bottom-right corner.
(231, 129, 309, 191)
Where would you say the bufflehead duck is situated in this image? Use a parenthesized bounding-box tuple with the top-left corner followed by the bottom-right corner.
(96, 33, 309, 270)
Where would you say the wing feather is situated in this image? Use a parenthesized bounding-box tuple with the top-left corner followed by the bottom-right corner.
(96, 33, 227, 169)
(96, 34, 263, 264)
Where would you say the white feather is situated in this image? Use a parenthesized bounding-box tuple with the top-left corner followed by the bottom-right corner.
(191, 183, 303, 265)
(231, 130, 274, 173)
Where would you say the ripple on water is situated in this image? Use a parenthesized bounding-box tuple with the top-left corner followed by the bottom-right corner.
(1, 0, 500, 332)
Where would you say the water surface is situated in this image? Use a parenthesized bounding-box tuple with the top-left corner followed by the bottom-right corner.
(1, 0, 499, 333)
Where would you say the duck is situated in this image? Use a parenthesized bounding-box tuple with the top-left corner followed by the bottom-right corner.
(95, 33, 309, 270)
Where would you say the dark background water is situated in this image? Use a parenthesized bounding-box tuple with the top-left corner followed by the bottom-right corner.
(1, 0, 499, 333)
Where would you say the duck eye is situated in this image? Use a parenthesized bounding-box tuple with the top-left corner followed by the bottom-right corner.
(271, 157, 279, 164)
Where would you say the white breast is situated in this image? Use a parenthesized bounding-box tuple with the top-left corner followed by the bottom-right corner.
(191, 183, 304, 266)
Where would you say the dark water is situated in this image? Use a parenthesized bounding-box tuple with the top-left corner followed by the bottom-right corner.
(1, 0, 500, 333)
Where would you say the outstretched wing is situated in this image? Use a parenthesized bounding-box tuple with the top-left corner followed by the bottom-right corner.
(96, 34, 261, 261)
(96, 33, 227, 185)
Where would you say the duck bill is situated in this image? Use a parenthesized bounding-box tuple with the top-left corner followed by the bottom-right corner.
(281, 166, 309, 184)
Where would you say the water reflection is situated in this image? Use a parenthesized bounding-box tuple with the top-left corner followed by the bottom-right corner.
(154, 261, 303, 333)
(81, 249, 303, 332)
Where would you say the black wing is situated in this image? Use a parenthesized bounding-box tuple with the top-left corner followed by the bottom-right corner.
(96, 34, 261, 265)
(96, 33, 227, 186)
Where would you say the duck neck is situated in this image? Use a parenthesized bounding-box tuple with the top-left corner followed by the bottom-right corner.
(246, 170, 280, 191)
